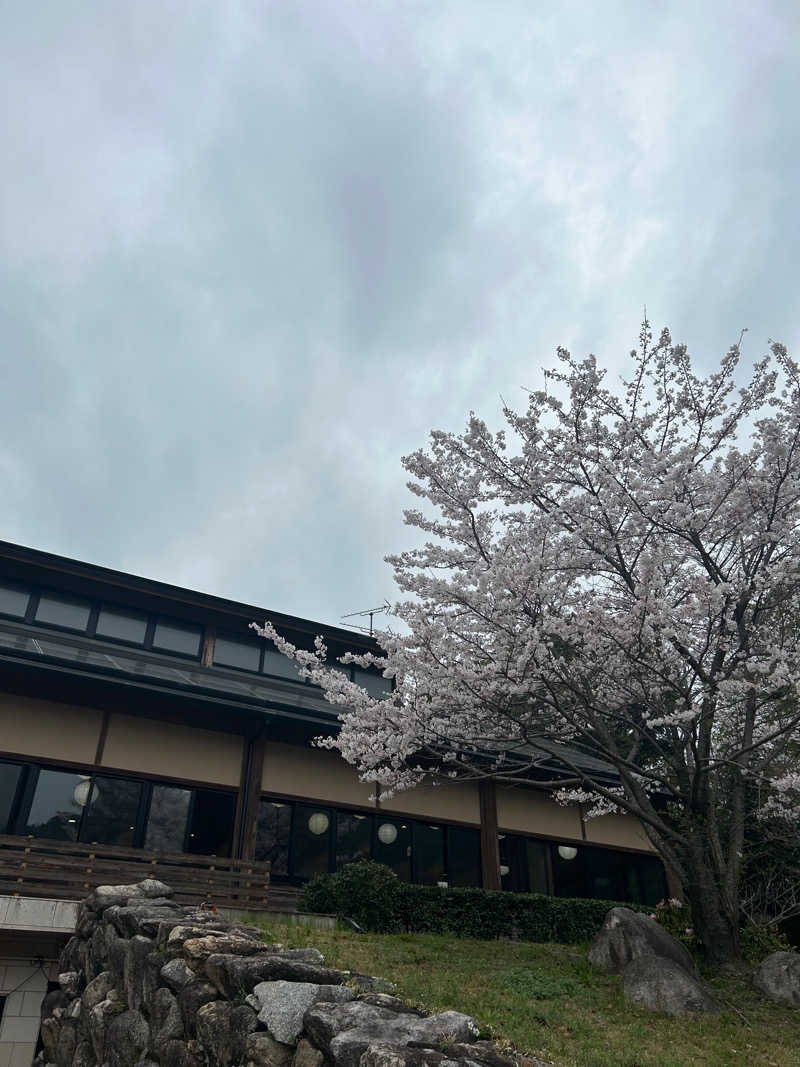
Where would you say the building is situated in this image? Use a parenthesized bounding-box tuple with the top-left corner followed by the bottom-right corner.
(0, 540, 666, 1064)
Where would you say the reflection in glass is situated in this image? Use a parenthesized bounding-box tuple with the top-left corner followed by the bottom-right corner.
(22, 769, 85, 840)
(255, 800, 291, 876)
(0, 582, 30, 618)
(353, 668, 392, 699)
(336, 812, 372, 868)
(187, 789, 236, 856)
(262, 648, 302, 681)
(446, 826, 482, 887)
(499, 834, 529, 892)
(214, 636, 261, 672)
(373, 818, 410, 880)
(81, 776, 142, 847)
(146, 785, 191, 851)
(526, 839, 550, 895)
(35, 594, 91, 631)
(153, 619, 202, 657)
(293, 804, 331, 879)
(414, 823, 445, 884)
(96, 606, 148, 644)
(0, 762, 23, 833)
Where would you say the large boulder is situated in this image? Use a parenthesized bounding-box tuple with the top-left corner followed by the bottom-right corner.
(622, 956, 718, 1015)
(304, 1001, 478, 1067)
(204, 952, 347, 998)
(195, 1000, 258, 1066)
(85, 879, 174, 914)
(247, 980, 354, 1044)
(588, 907, 697, 977)
(753, 951, 800, 1007)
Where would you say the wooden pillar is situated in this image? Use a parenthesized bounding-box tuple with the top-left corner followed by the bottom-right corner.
(239, 735, 267, 861)
(479, 779, 501, 890)
(201, 625, 217, 668)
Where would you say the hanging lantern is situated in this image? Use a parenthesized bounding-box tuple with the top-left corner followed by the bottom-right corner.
(307, 812, 330, 836)
(557, 845, 578, 861)
(73, 778, 95, 808)
(377, 822, 398, 845)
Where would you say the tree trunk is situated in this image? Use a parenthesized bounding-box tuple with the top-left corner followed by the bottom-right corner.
(685, 849, 741, 965)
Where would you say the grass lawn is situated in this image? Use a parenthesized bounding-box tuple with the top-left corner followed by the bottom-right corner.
(253, 919, 800, 1067)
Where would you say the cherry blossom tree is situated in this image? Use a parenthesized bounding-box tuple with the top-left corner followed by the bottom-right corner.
(254, 321, 800, 965)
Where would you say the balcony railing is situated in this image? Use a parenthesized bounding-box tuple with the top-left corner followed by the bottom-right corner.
(0, 834, 270, 910)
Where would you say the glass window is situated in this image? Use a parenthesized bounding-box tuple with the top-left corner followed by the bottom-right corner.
(551, 843, 586, 898)
(21, 769, 86, 840)
(353, 668, 392, 699)
(145, 785, 191, 852)
(0, 582, 30, 619)
(634, 854, 667, 906)
(153, 618, 202, 657)
(213, 635, 261, 672)
(96, 605, 148, 644)
(414, 823, 445, 885)
(526, 839, 551, 895)
(374, 818, 411, 881)
(0, 762, 23, 833)
(186, 789, 236, 856)
(262, 648, 302, 681)
(35, 593, 91, 631)
(336, 811, 372, 868)
(255, 800, 291, 877)
(293, 804, 331, 880)
(500, 834, 530, 893)
(80, 776, 142, 847)
(446, 826, 482, 887)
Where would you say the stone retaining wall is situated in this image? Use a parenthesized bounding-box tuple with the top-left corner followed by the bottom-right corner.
(37, 880, 537, 1067)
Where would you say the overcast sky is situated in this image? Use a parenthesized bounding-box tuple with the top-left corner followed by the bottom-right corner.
(1, 1, 798, 628)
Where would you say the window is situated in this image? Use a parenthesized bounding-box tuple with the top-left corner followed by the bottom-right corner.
(0, 761, 23, 833)
(81, 776, 143, 847)
(213, 634, 261, 672)
(293, 804, 332, 880)
(262, 648, 302, 681)
(255, 800, 291, 876)
(0, 581, 30, 619)
(336, 811, 372, 868)
(96, 605, 148, 644)
(414, 823, 445, 885)
(20, 769, 86, 840)
(353, 668, 392, 699)
(153, 618, 202, 658)
(145, 785, 192, 852)
(35, 593, 92, 631)
(374, 818, 411, 881)
(446, 825, 482, 887)
(186, 789, 236, 856)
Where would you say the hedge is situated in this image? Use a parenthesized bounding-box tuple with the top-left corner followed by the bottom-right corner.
(299, 860, 650, 943)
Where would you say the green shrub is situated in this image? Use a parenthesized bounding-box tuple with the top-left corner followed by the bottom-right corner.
(299, 861, 649, 943)
(300, 860, 403, 932)
(739, 922, 793, 963)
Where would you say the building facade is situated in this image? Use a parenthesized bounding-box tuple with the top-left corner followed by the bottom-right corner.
(0, 540, 665, 1063)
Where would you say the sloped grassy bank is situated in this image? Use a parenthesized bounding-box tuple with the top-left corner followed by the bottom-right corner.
(254, 921, 800, 1067)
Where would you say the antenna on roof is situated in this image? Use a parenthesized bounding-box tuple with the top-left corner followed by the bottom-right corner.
(341, 601, 391, 637)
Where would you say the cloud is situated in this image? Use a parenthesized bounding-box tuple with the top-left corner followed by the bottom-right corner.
(0, 0, 798, 626)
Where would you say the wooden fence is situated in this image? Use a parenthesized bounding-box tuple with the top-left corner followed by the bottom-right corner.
(0, 834, 270, 910)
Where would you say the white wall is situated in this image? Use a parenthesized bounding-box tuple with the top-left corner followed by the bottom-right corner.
(0, 959, 48, 1067)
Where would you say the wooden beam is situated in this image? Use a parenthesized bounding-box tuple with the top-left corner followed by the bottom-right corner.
(201, 625, 217, 668)
(240, 735, 267, 861)
(479, 779, 501, 890)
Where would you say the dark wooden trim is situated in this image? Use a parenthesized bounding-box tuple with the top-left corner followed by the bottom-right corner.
(578, 803, 587, 841)
(93, 710, 111, 766)
(0, 750, 239, 795)
(232, 738, 250, 857)
(240, 737, 267, 860)
(479, 779, 501, 890)
(201, 625, 216, 669)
